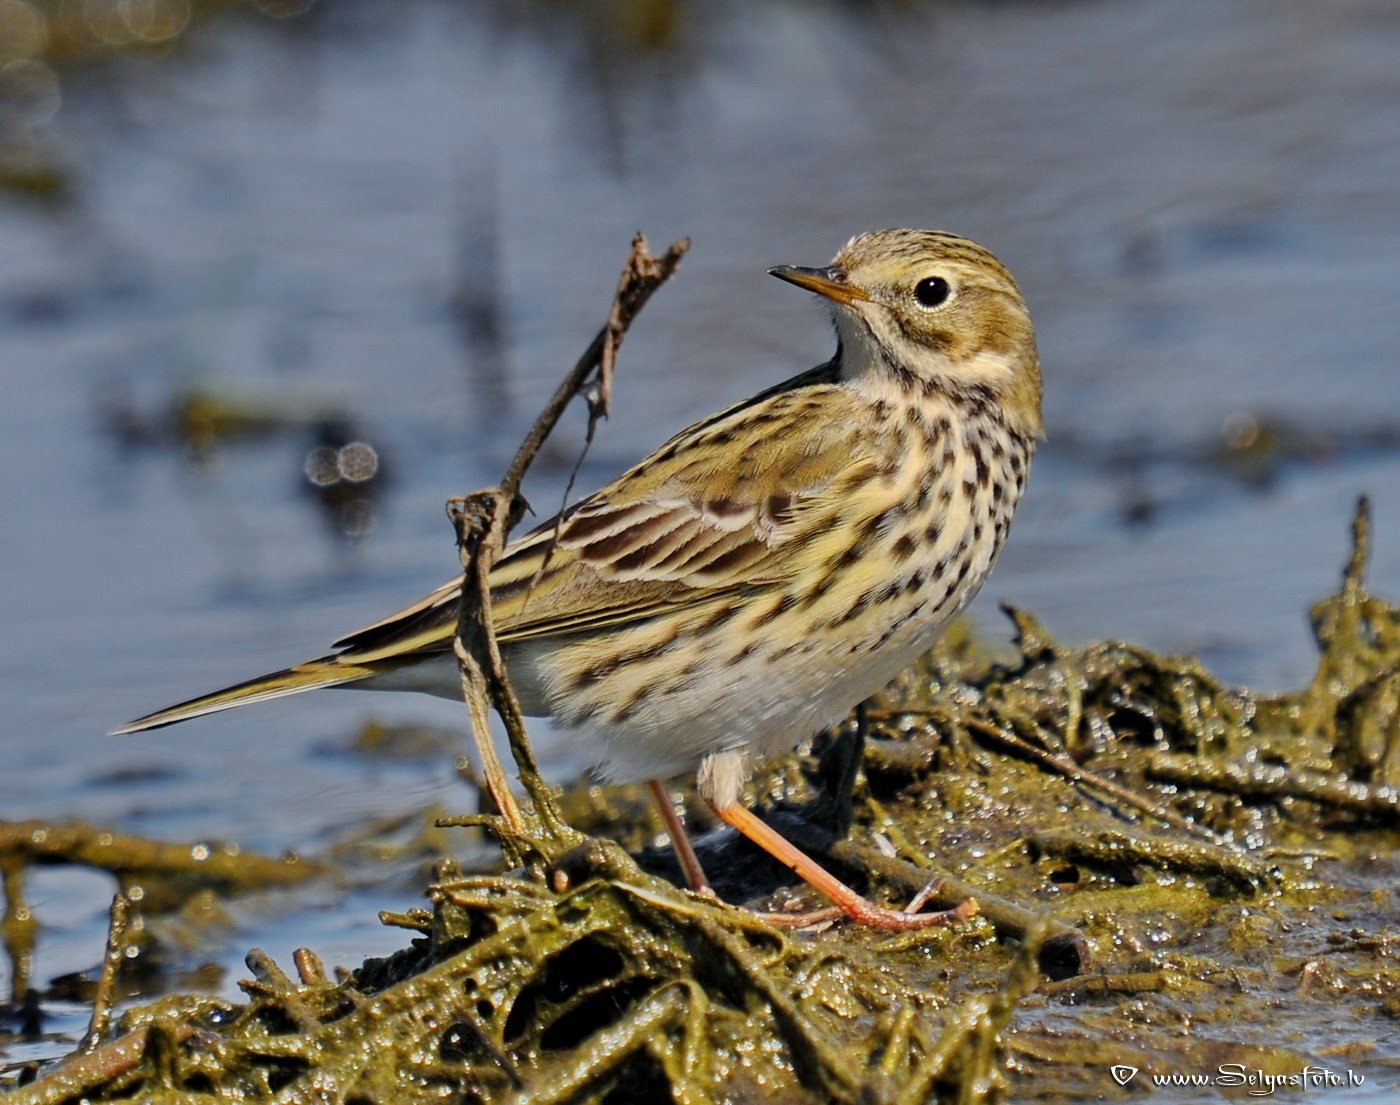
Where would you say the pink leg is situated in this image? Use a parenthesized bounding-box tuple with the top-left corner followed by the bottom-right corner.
(647, 780, 713, 895)
(710, 802, 976, 932)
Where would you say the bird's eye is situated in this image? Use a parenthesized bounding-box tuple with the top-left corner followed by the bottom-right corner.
(913, 276, 951, 309)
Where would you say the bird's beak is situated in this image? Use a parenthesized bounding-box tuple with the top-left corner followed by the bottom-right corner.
(767, 265, 871, 306)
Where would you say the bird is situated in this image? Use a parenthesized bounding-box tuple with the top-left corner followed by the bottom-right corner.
(116, 229, 1043, 931)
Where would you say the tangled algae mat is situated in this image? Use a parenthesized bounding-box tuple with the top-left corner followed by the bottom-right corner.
(5, 500, 1400, 1103)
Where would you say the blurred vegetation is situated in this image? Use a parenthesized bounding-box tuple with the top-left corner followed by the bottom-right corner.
(0, 0, 315, 200)
(0, 0, 686, 199)
(2, 0, 952, 199)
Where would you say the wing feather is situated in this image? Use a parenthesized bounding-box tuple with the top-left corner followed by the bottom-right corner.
(331, 363, 888, 664)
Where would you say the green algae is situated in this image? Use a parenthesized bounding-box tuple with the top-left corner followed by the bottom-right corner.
(0, 820, 320, 1017)
(6, 499, 1400, 1102)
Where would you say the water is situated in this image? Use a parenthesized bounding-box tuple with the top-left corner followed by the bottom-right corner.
(3, 0, 1400, 1028)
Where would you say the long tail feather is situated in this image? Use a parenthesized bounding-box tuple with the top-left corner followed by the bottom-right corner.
(111, 656, 380, 734)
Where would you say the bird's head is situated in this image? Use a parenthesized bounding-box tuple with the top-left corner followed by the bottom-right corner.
(770, 229, 1043, 440)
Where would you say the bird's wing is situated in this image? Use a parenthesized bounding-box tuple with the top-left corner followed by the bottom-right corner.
(332, 369, 889, 664)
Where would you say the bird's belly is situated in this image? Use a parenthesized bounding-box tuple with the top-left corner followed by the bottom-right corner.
(513, 634, 886, 786)
(511, 541, 996, 789)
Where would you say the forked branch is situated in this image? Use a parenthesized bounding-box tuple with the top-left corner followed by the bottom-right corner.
(448, 233, 690, 843)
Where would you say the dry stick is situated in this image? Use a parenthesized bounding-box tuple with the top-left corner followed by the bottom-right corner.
(81, 892, 132, 1051)
(449, 492, 528, 835)
(448, 234, 691, 840)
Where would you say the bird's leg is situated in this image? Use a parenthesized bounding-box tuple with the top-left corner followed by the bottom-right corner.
(709, 801, 976, 932)
(647, 779, 713, 896)
(815, 701, 867, 837)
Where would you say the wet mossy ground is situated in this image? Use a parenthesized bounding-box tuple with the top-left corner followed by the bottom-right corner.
(4, 501, 1399, 1102)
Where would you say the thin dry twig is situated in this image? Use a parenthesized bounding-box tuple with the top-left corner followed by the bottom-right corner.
(448, 234, 690, 842)
(449, 491, 531, 835)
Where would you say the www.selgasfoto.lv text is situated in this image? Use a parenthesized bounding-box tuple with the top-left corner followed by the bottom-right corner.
(1150, 1064, 1364, 1095)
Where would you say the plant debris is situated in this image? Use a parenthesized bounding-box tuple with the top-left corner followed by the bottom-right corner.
(4, 501, 1399, 1102)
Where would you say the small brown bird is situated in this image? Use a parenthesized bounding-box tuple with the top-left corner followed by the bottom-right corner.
(117, 229, 1043, 930)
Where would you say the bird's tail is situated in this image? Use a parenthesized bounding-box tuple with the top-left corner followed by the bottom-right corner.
(110, 656, 380, 734)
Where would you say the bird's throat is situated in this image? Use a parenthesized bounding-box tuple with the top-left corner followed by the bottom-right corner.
(832, 309, 1021, 416)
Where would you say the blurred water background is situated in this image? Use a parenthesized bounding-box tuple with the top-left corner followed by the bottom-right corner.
(3, 0, 1400, 1025)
